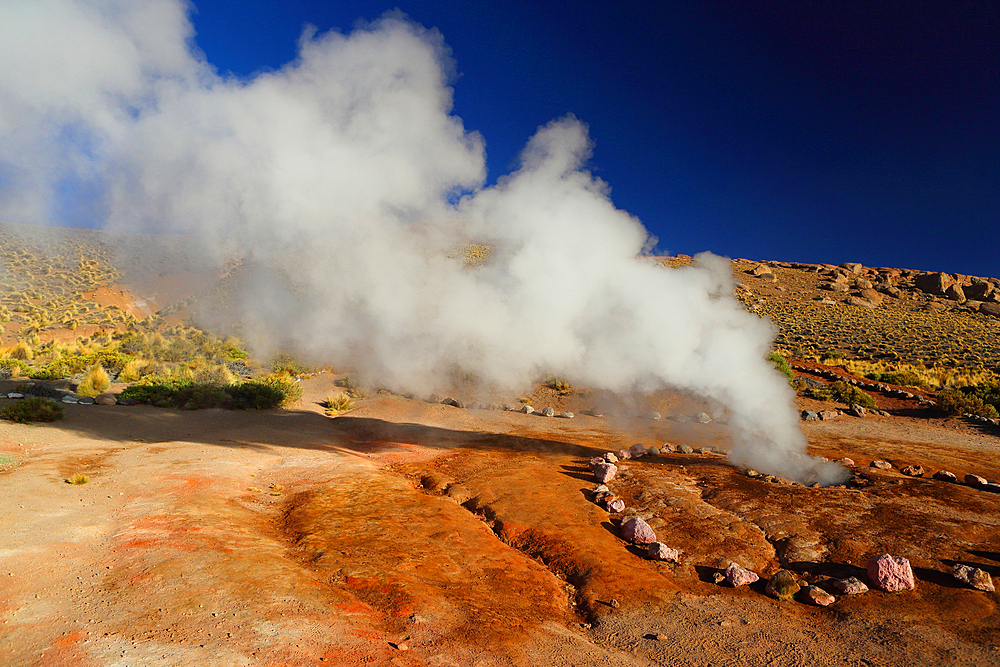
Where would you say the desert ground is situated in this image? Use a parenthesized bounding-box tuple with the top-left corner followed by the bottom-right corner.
(1, 369, 998, 667)
(1, 222, 999, 665)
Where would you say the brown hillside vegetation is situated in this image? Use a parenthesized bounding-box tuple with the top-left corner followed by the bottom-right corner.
(0, 227, 998, 666)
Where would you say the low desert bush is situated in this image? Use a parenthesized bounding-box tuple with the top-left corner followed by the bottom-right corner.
(808, 381, 877, 409)
(938, 382, 1000, 419)
(66, 473, 89, 485)
(768, 351, 795, 380)
(6, 341, 33, 361)
(0, 397, 64, 423)
(325, 393, 355, 415)
(77, 364, 111, 397)
(118, 371, 301, 410)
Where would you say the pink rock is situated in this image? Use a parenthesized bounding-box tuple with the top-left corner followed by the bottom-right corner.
(648, 542, 679, 562)
(616, 449, 631, 460)
(94, 393, 117, 406)
(603, 452, 619, 464)
(965, 473, 988, 487)
(606, 499, 625, 513)
(620, 517, 657, 545)
(952, 564, 995, 592)
(933, 470, 957, 482)
(870, 460, 892, 470)
(628, 443, 646, 458)
(724, 562, 759, 587)
(593, 462, 618, 483)
(837, 458, 855, 466)
(867, 554, 916, 591)
(801, 585, 836, 606)
(832, 577, 868, 595)
(589, 457, 604, 471)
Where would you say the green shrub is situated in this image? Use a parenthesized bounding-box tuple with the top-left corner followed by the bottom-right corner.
(119, 372, 301, 410)
(938, 383, 1000, 419)
(325, 393, 355, 415)
(0, 359, 26, 377)
(768, 351, 794, 380)
(808, 381, 877, 409)
(865, 371, 927, 389)
(271, 353, 307, 376)
(28, 360, 71, 380)
(0, 397, 64, 423)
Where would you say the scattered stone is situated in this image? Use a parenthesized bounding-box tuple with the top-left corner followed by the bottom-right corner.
(900, 465, 925, 477)
(952, 563, 995, 592)
(6, 392, 24, 399)
(914, 271, 954, 296)
(621, 517, 657, 545)
(745, 469, 761, 478)
(933, 470, 957, 482)
(647, 446, 660, 456)
(840, 262, 863, 273)
(603, 452, 619, 464)
(677, 444, 694, 454)
(648, 542, 680, 562)
(712, 572, 726, 584)
(556, 412, 574, 418)
(94, 393, 117, 406)
(695, 412, 712, 423)
(867, 554, 916, 591)
(837, 458, 855, 466)
(833, 577, 869, 595)
(628, 443, 646, 458)
(645, 411, 662, 420)
(869, 460, 893, 471)
(724, 563, 759, 587)
(440, 397, 465, 408)
(695, 447, 714, 455)
(766, 570, 800, 601)
(965, 474, 988, 487)
(617, 449, 632, 460)
(593, 462, 618, 483)
(817, 410, 840, 420)
(591, 484, 609, 496)
(542, 406, 555, 417)
(660, 442, 676, 453)
(606, 499, 626, 513)
(801, 410, 818, 421)
(945, 283, 966, 302)
(588, 406, 605, 417)
(521, 405, 535, 414)
(77, 397, 95, 405)
(117, 398, 142, 406)
(847, 404, 867, 417)
(61, 396, 79, 404)
(800, 585, 836, 606)
(609, 598, 621, 609)
(589, 457, 605, 471)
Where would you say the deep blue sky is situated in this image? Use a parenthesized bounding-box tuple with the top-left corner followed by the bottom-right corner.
(189, 0, 999, 278)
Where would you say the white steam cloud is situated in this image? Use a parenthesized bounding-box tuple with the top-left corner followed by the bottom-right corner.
(0, 1, 847, 485)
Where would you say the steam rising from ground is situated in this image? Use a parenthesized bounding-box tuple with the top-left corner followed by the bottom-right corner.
(0, 1, 847, 485)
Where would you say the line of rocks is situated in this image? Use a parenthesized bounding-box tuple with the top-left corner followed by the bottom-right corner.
(429, 395, 718, 424)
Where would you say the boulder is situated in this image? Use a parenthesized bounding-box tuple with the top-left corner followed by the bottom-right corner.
(824, 282, 849, 292)
(833, 577, 869, 595)
(801, 410, 818, 421)
(593, 462, 618, 483)
(6, 392, 24, 399)
(557, 412, 575, 418)
(766, 570, 800, 601)
(724, 563, 759, 587)
(589, 457, 605, 471)
(521, 405, 535, 414)
(952, 564, 995, 592)
(617, 449, 632, 460)
(980, 302, 1000, 318)
(966, 281, 995, 301)
(440, 397, 465, 408)
(848, 404, 868, 417)
(900, 465, 925, 477)
(628, 443, 646, 458)
(94, 393, 117, 406)
(749, 263, 771, 276)
(870, 460, 893, 471)
(620, 517, 657, 545)
(846, 296, 877, 309)
(840, 262, 863, 273)
(914, 272, 954, 296)
(837, 458, 855, 466)
(542, 406, 555, 417)
(604, 452, 619, 464)
(77, 397, 95, 405)
(945, 283, 966, 302)
(677, 444, 694, 454)
(818, 410, 840, 420)
(606, 499, 626, 513)
(932, 470, 958, 482)
(660, 442, 676, 453)
(965, 473, 988, 487)
(590, 484, 609, 497)
(648, 542, 680, 562)
(877, 285, 902, 298)
(859, 288, 882, 303)
(646, 446, 661, 456)
(856, 279, 874, 290)
(867, 554, 916, 591)
(800, 585, 836, 606)
(695, 412, 712, 423)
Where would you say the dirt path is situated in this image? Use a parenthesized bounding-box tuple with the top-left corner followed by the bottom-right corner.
(1, 377, 998, 666)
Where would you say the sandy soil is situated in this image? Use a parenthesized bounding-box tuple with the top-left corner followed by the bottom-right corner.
(1, 373, 998, 666)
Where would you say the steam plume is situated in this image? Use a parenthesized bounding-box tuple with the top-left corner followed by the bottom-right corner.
(0, 1, 847, 485)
